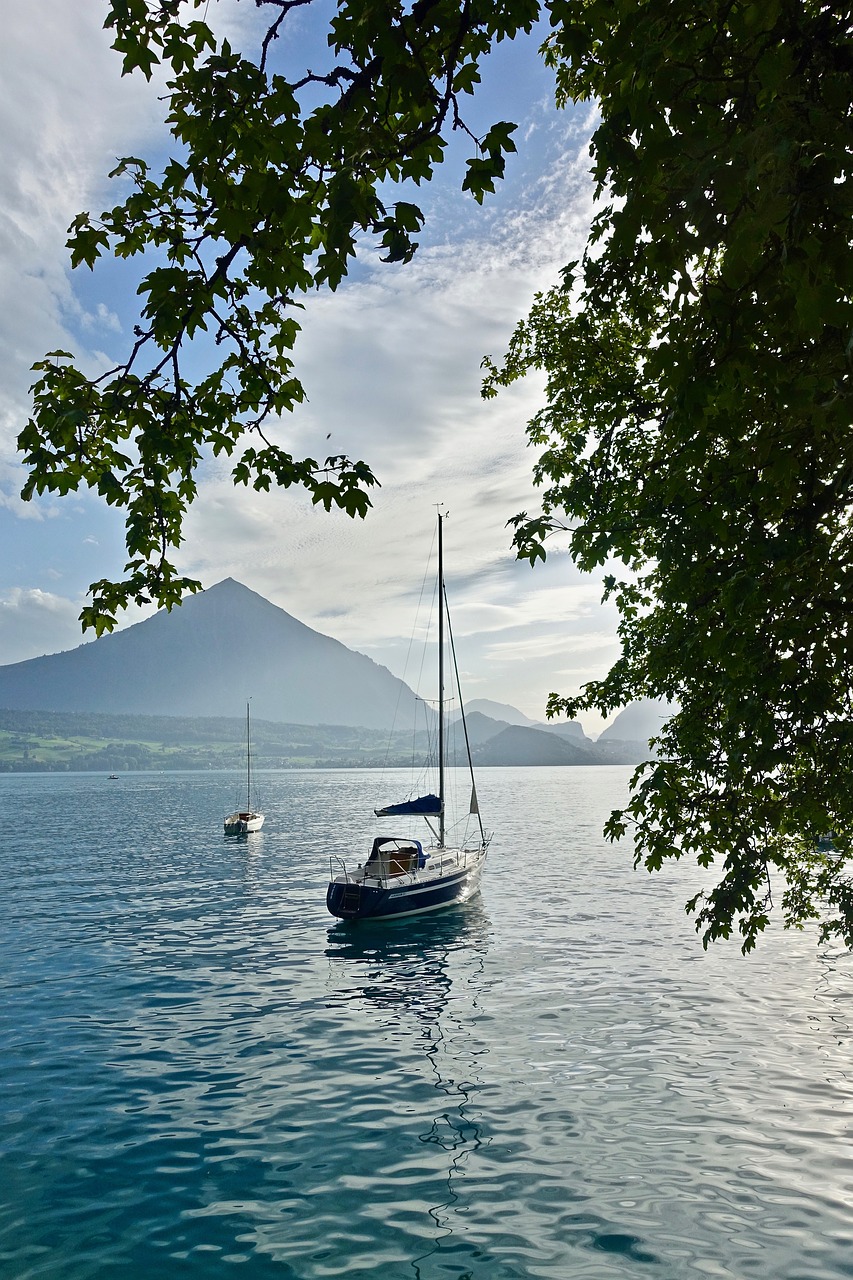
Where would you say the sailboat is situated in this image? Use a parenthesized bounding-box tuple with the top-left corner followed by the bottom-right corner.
(326, 512, 490, 920)
(224, 702, 265, 834)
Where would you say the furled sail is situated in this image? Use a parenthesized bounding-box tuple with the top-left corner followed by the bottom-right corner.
(374, 793, 442, 817)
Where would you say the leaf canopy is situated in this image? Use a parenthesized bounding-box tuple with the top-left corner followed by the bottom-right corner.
(485, 0, 853, 949)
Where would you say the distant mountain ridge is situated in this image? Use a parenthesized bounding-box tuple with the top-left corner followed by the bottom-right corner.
(472, 724, 598, 766)
(462, 699, 588, 741)
(464, 698, 539, 726)
(598, 700, 672, 743)
(461, 713, 657, 767)
(0, 580, 665, 763)
(0, 579, 421, 731)
(0, 705, 659, 772)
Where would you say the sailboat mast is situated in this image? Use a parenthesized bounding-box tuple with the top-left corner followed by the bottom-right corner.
(437, 512, 445, 848)
(245, 701, 251, 809)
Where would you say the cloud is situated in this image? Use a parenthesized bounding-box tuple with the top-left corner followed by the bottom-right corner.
(80, 303, 122, 334)
(0, 1, 169, 464)
(179, 112, 596, 567)
(0, 588, 90, 664)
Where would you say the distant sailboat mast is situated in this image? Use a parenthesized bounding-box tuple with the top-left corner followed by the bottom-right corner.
(224, 698, 264, 833)
(245, 700, 251, 811)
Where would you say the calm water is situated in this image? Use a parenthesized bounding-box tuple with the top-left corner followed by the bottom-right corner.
(1, 766, 851, 1280)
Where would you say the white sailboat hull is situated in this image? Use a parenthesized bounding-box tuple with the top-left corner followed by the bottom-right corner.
(224, 811, 265, 835)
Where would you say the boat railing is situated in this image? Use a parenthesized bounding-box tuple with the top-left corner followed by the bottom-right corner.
(328, 854, 397, 887)
(330, 843, 486, 888)
(329, 855, 352, 883)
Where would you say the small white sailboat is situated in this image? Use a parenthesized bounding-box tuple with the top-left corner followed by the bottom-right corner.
(224, 702, 265, 835)
(326, 512, 490, 920)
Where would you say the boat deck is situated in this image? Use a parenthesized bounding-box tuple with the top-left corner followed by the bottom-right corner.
(329, 845, 485, 890)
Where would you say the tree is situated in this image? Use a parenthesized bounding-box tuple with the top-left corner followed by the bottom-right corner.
(484, 0, 853, 949)
(20, 0, 853, 948)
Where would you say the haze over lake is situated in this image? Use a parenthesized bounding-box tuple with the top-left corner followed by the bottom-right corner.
(2, 766, 850, 1279)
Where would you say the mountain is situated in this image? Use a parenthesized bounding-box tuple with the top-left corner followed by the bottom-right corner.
(451, 711, 510, 748)
(465, 699, 539, 726)
(473, 724, 598, 766)
(464, 699, 589, 741)
(598, 700, 673, 745)
(536, 719, 590, 742)
(451, 712, 647, 765)
(0, 579, 423, 731)
(462, 696, 668, 756)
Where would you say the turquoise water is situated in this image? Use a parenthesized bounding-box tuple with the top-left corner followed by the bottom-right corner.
(1, 766, 851, 1279)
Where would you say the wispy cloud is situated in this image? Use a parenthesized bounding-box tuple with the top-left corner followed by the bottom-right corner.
(0, 587, 88, 664)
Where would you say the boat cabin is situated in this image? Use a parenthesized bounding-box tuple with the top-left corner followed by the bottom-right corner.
(366, 837, 426, 878)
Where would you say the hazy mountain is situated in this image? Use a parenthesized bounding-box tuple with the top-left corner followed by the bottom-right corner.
(465, 699, 589, 741)
(536, 719, 590, 742)
(450, 711, 510, 748)
(473, 724, 598, 766)
(0, 579, 423, 731)
(598, 700, 673, 745)
(450, 713, 648, 763)
(465, 699, 538, 726)
(462, 696, 664, 755)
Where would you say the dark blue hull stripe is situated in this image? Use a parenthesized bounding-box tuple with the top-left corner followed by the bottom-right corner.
(327, 868, 481, 920)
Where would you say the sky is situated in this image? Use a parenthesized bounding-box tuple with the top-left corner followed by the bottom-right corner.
(0, 0, 623, 733)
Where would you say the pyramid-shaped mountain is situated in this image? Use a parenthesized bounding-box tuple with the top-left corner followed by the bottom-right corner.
(0, 579, 422, 730)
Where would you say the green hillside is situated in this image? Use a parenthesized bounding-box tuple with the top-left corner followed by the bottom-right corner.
(0, 709, 426, 773)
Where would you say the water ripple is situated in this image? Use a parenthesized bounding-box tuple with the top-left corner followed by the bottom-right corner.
(1, 769, 852, 1279)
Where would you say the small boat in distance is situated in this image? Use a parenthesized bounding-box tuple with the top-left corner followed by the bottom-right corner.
(326, 511, 490, 920)
(224, 702, 265, 835)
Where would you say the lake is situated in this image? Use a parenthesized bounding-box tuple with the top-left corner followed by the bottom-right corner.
(1, 766, 851, 1279)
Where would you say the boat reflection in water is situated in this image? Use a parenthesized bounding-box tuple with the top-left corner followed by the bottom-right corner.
(325, 901, 491, 1269)
(325, 899, 490, 1022)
